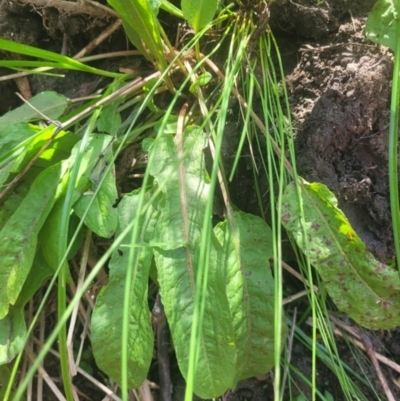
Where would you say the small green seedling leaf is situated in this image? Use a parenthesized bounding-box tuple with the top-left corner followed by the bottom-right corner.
(214, 211, 286, 383)
(92, 190, 156, 388)
(0, 162, 64, 320)
(189, 72, 212, 93)
(365, 0, 399, 51)
(148, 127, 236, 398)
(282, 181, 400, 330)
(181, 0, 218, 32)
(0, 91, 68, 129)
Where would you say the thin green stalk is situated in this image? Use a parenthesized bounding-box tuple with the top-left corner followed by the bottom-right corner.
(267, 31, 319, 401)
(389, 14, 400, 273)
(256, 34, 288, 401)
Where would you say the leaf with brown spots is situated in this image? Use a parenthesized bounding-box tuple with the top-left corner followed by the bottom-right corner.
(282, 180, 400, 330)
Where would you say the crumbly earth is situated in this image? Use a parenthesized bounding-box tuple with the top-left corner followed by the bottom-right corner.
(286, 18, 394, 263)
(1, 0, 399, 400)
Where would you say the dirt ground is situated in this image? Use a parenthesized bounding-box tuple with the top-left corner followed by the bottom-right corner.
(1, 0, 400, 400)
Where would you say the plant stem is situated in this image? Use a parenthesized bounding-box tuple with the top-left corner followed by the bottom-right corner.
(389, 12, 400, 274)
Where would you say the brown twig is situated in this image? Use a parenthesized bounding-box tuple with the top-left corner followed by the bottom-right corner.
(309, 316, 399, 401)
(73, 19, 122, 59)
(16, 0, 118, 19)
(31, 336, 123, 401)
(329, 316, 400, 375)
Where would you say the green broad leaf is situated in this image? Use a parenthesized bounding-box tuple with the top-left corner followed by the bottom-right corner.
(281, 181, 400, 330)
(22, 127, 74, 168)
(34, 131, 79, 167)
(73, 168, 118, 238)
(148, 127, 209, 248)
(148, 127, 236, 398)
(0, 252, 53, 364)
(108, 0, 168, 74)
(69, 133, 114, 204)
(154, 244, 236, 398)
(365, 0, 398, 51)
(214, 211, 286, 383)
(120, 20, 149, 61)
(0, 123, 39, 162)
(0, 159, 18, 188)
(38, 195, 78, 285)
(148, 0, 161, 14)
(0, 167, 43, 231)
(97, 103, 122, 135)
(0, 91, 69, 129)
(0, 307, 25, 365)
(92, 190, 156, 388)
(154, 114, 178, 134)
(72, 135, 118, 238)
(181, 0, 218, 32)
(189, 72, 212, 93)
(0, 162, 65, 320)
(0, 123, 75, 175)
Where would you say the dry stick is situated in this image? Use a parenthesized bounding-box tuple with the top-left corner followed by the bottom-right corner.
(38, 299, 46, 401)
(281, 260, 319, 305)
(0, 74, 154, 200)
(73, 19, 122, 60)
(281, 261, 318, 293)
(282, 290, 312, 305)
(67, 230, 92, 377)
(362, 336, 396, 401)
(15, 76, 32, 99)
(75, 303, 92, 369)
(329, 316, 400, 375)
(17, 0, 118, 19)
(138, 381, 154, 401)
(31, 336, 123, 401)
(331, 325, 397, 401)
(309, 316, 399, 401)
(25, 346, 68, 401)
(26, 298, 35, 401)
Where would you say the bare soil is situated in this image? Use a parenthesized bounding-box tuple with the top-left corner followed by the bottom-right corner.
(1, 0, 399, 400)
